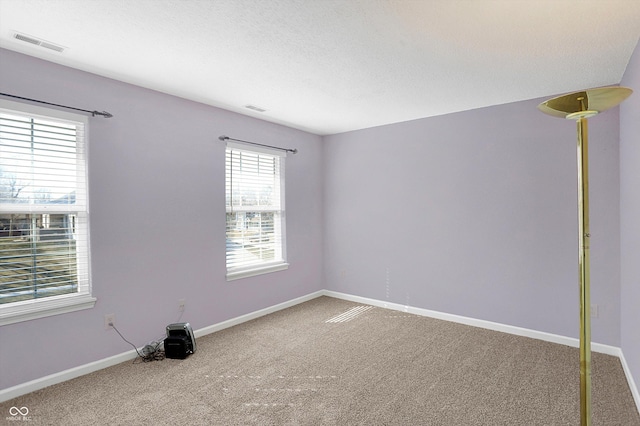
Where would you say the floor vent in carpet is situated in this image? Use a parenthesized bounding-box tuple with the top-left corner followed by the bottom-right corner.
(325, 306, 373, 323)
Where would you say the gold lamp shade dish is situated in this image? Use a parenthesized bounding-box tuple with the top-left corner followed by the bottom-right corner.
(538, 86, 632, 120)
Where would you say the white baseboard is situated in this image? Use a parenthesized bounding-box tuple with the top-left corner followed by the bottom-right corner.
(0, 348, 140, 403)
(323, 289, 639, 413)
(0, 290, 325, 403)
(2, 288, 638, 416)
(322, 290, 619, 354)
(195, 290, 325, 338)
(619, 350, 640, 412)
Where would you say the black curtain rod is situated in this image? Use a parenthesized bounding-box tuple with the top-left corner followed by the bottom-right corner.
(0, 92, 113, 118)
(219, 135, 297, 154)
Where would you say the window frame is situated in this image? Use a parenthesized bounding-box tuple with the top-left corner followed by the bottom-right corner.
(225, 141, 288, 281)
(0, 99, 95, 326)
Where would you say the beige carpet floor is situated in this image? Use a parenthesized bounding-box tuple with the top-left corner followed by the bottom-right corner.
(2, 296, 639, 425)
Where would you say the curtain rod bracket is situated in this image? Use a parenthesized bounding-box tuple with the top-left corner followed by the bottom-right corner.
(92, 111, 113, 118)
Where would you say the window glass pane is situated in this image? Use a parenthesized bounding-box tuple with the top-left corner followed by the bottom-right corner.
(0, 213, 78, 304)
(226, 149, 280, 209)
(0, 113, 81, 205)
(226, 212, 279, 267)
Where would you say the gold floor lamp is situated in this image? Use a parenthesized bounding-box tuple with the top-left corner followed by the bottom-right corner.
(538, 86, 632, 426)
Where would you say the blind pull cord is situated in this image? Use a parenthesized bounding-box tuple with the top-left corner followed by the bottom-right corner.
(219, 135, 297, 154)
(0, 92, 113, 118)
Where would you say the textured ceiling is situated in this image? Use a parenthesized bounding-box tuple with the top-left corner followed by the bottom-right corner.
(0, 0, 639, 135)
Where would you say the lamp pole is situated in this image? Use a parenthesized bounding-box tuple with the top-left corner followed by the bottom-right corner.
(576, 114, 591, 423)
(538, 86, 632, 426)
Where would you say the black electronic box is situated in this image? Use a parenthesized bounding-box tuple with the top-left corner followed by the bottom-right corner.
(164, 322, 196, 359)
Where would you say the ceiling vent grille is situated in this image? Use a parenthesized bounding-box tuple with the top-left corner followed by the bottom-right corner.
(245, 104, 266, 113)
(13, 33, 65, 53)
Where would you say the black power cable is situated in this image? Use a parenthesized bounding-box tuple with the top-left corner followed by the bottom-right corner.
(111, 323, 165, 363)
(109, 308, 186, 363)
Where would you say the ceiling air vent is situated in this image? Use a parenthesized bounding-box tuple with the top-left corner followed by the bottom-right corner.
(245, 104, 266, 113)
(13, 33, 65, 53)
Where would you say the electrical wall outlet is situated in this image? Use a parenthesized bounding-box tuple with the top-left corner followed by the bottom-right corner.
(105, 313, 115, 330)
(591, 304, 599, 318)
(178, 299, 186, 311)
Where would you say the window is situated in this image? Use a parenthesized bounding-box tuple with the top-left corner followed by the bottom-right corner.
(225, 141, 288, 280)
(0, 99, 94, 325)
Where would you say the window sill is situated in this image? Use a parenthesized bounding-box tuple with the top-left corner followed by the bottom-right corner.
(0, 294, 97, 326)
(226, 263, 289, 281)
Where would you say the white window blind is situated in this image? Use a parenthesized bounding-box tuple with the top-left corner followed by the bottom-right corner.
(0, 99, 92, 322)
(225, 142, 287, 279)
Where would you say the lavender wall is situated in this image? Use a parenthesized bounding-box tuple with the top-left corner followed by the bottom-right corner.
(0, 48, 324, 390)
(620, 39, 640, 397)
(323, 95, 621, 345)
(0, 42, 632, 396)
